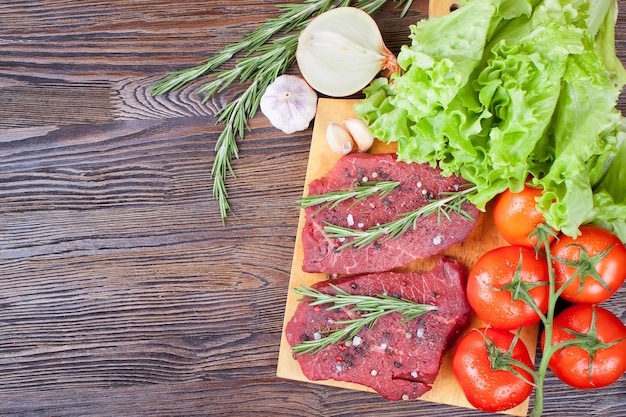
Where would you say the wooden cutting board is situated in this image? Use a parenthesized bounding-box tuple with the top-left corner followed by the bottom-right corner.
(276, 98, 539, 416)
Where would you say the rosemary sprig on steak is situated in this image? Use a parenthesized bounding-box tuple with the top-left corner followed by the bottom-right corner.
(298, 181, 400, 211)
(325, 185, 477, 250)
(292, 284, 437, 354)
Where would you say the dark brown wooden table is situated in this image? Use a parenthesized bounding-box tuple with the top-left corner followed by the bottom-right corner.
(1, 1, 625, 416)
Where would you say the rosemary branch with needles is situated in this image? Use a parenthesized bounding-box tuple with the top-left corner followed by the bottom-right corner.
(151, 0, 416, 224)
(292, 284, 437, 354)
(298, 180, 400, 211)
(324, 185, 478, 250)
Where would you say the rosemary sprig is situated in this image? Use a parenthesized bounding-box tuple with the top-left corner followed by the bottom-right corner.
(209, 35, 300, 221)
(152, 1, 347, 96)
(292, 283, 436, 354)
(324, 185, 477, 250)
(298, 180, 400, 211)
(151, 0, 415, 224)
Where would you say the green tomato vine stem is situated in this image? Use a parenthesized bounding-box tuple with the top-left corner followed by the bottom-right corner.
(494, 225, 614, 417)
(528, 227, 558, 417)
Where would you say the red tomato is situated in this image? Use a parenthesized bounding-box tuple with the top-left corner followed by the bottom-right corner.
(453, 328, 534, 412)
(467, 245, 549, 330)
(541, 304, 626, 389)
(551, 224, 626, 304)
(493, 184, 555, 248)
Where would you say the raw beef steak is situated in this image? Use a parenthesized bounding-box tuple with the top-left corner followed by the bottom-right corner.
(285, 257, 471, 401)
(302, 153, 479, 274)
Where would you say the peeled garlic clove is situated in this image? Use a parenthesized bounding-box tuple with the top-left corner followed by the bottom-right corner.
(296, 7, 398, 97)
(326, 122, 355, 155)
(344, 117, 375, 152)
(260, 74, 318, 134)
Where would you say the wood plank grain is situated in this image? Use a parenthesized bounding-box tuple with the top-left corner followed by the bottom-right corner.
(0, 1, 625, 417)
(0, 0, 425, 129)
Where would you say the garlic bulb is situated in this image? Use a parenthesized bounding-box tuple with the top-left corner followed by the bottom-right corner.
(260, 74, 318, 134)
(344, 117, 375, 152)
(326, 122, 355, 155)
(296, 7, 398, 97)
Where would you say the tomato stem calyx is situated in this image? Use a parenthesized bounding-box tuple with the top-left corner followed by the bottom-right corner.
(553, 243, 615, 294)
(498, 252, 549, 322)
(479, 328, 536, 387)
(553, 306, 626, 380)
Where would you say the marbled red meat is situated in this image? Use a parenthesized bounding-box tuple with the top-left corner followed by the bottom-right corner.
(285, 257, 471, 401)
(302, 153, 479, 274)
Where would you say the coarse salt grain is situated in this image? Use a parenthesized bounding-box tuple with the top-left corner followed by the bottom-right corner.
(371, 369, 378, 376)
(347, 213, 355, 226)
(432, 235, 443, 245)
(352, 335, 362, 346)
(411, 371, 418, 378)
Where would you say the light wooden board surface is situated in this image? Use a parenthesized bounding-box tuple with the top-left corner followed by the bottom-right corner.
(277, 98, 539, 416)
(429, 0, 461, 17)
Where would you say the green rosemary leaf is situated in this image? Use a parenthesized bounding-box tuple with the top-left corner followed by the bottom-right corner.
(324, 185, 478, 250)
(292, 284, 436, 354)
(152, 0, 343, 96)
(206, 38, 299, 222)
(298, 180, 400, 211)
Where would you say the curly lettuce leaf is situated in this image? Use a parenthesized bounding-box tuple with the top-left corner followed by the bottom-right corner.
(355, 0, 626, 238)
(591, 129, 626, 241)
(449, 18, 582, 207)
(532, 35, 623, 236)
(356, 0, 533, 149)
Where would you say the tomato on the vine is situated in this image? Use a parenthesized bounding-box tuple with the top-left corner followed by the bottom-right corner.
(467, 245, 549, 330)
(493, 184, 555, 248)
(453, 327, 535, 412)
(541, 304, 626, 389)
(551, 224, 626, 304)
